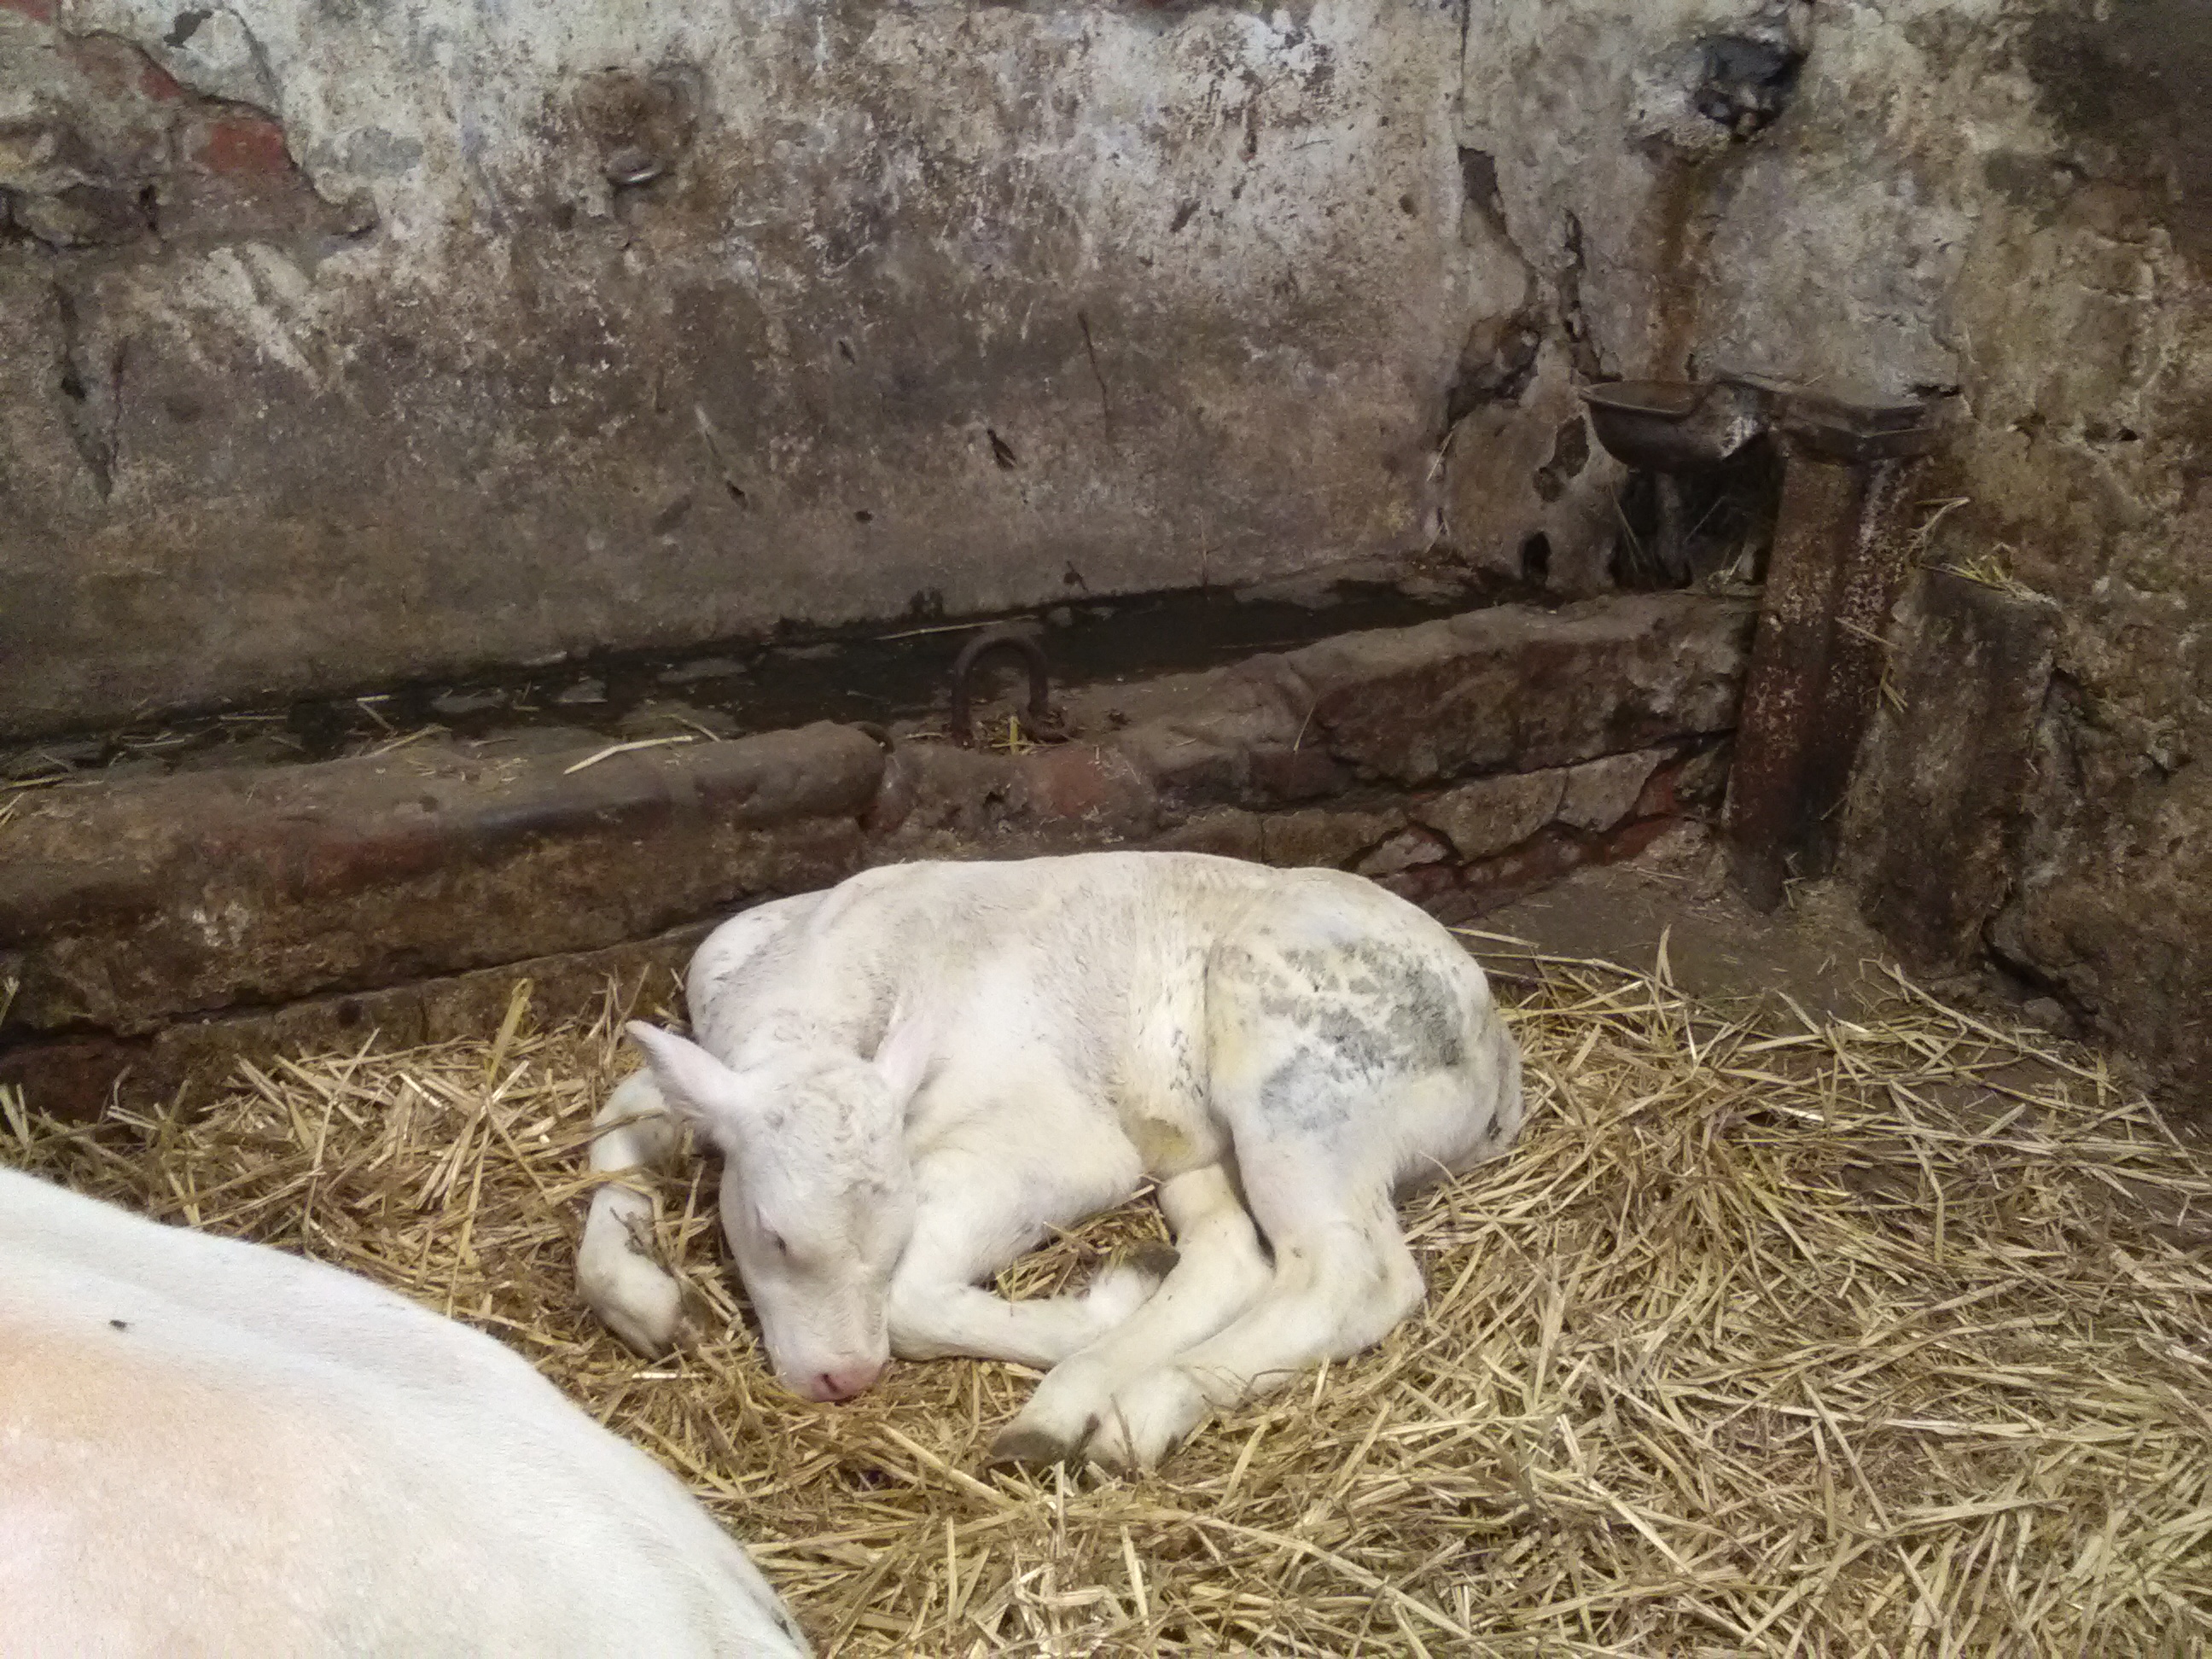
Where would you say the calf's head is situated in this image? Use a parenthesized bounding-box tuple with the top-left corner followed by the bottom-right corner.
(626, 1021, 925, 1403)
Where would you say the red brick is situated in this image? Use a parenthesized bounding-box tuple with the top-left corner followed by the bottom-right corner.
(1022, 745, 1144, 823)
(1632, 759, 1684, 820)
(195, 112, 293, 177)
(1589, 814, 1678, 865)
(0, 1036, 143, 1124)
(140, 58, 188, 102)
(61, 33, 145, 96)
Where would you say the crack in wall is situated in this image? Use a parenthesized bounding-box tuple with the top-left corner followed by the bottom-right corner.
(51, 279, 122, 498)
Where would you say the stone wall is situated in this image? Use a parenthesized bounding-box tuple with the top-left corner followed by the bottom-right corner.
(1458, 0, 2212, 1099)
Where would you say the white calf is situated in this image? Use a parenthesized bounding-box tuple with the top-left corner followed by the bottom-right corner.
(580, 850, 1525, 1470)
(0, 1165, 808, 1657)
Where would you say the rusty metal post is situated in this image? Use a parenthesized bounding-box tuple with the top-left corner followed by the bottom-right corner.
(1793, 458, 1917, 880)
(1725, 392, 1940, 911)
(1725, 447, 1863, 910)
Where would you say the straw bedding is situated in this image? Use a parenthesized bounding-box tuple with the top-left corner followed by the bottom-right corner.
(6, 941, 2209, 1656)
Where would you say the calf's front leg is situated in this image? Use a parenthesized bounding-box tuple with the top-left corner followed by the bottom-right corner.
(577, 1072, 692, 1356)
(885, 1141, 1156, 1372)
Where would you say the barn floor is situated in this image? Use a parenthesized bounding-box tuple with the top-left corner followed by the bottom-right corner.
(1478, 826, 1951, 1027)
(8, 851, 2210, 1656)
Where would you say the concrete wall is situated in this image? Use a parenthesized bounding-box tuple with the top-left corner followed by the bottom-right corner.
(2, 0, 1490, 732)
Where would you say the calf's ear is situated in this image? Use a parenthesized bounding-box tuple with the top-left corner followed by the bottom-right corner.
(870, 1011, 937, 1108)
(626, 1022, 755, 1155)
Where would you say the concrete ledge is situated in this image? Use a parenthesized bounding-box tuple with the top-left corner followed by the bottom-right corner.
(1290, 595, 1751, 783)
(0, 594, 1755, 1115)
(2, 723, 882, 1034)
(3, 928, 710, 1121)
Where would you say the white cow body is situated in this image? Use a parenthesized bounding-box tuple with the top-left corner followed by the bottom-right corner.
(0, 1166, 808, 1657)
(583, 850, 1525, 1470)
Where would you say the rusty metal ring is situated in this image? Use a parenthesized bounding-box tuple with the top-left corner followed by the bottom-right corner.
(948, 626, 1051, 749)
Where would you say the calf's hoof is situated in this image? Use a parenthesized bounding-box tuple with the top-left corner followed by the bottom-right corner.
(1081, 1257, 1170, 1329)
(984, 1418, 1096, 1470)
(1125, 1241, 1182, 1281)
(1083, 1367, 1211, 1474)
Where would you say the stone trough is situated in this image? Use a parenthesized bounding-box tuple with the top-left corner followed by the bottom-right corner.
(0, 591, 1753, 1118)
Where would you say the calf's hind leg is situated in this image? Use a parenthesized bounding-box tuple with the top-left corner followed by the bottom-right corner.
(987, 1162, 1274, 1467)
(1063, 901, 1500, 1467)
(1075, 1142, 1425, 1470)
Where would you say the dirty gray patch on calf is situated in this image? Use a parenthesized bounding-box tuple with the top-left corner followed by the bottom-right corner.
(1170, 1022, 1204, 1103)
(1268, 942, 1469, 1073)
(1258, 1056, 1356, 1134)
(1246, 942, 1471, 1135)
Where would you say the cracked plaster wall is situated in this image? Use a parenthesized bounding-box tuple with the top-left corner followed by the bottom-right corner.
(3, 0, 1487, 733)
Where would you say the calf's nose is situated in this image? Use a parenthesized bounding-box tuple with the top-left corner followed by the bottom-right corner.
(806, 1361, 885, 1403)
